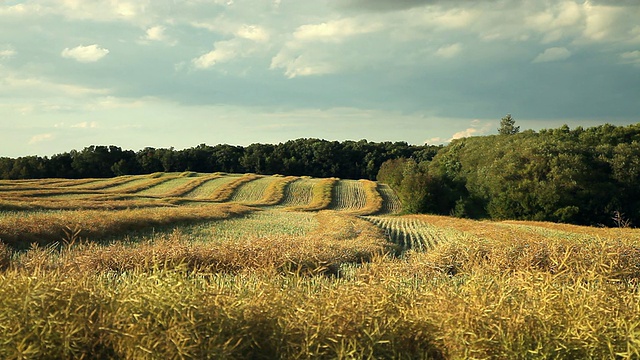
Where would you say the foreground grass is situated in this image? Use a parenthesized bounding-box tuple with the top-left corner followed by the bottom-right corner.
(1, 250, 639, 359)
(1, 211, 640, 358)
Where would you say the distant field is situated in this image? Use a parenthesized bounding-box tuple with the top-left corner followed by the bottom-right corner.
(0, 172, 396, 214)
(1, 172, 639, 359)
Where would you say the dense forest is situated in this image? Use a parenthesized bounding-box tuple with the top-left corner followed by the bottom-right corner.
(378, 122, 640, 227)
(0, 139, 439, 181)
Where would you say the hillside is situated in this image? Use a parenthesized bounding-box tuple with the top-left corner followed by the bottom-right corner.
(0, 173, 639, 358)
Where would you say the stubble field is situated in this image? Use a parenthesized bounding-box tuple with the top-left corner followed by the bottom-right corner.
(1, 172, 639, 359)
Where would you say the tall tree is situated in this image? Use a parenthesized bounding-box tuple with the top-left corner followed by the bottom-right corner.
(498, 114, 520, 135)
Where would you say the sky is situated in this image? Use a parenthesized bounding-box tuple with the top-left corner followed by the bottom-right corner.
(1, 0, 639, 158)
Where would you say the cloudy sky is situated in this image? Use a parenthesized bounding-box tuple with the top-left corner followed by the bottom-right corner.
(1, 0, 639, 157)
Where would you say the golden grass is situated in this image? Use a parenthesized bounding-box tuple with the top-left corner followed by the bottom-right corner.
(0, 241, 10, 270)
(70, 176, 137, 190)
(250, 176, 298, 206)
(0, 209, 640, 358)
(0, 203, 253, 249)
(347, 180, 384, 216)
(109, 176, 177, 194)
(161, 173, 222, 197)
(399, 214, 640, 281)
(209, 173, 262, 202)
(2, 175, 640, 358)
(287, 177, 338, 211)
(0, 198, 173, 211)
(14, 211, 389, 277)
(279, 178, 318, 207)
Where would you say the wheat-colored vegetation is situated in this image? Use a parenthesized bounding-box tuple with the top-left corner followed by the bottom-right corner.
(161, 173, 222, 197)
(0, 203, 251, 249)
(287, 177, 338, 211)
(3, 173, 638, 358)
(209, 173, 262, 202)
(251, 175, 298, 206)
(377, 183, 402, 214)
(181, 174, 241, 199)
(279, 177, 320, 207)
(228, 175, 277, 203)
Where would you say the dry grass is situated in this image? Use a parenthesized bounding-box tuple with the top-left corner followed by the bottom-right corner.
(13, 211, 389, 277)
(2, 175, 640, 358)
(109, 176, 177, 194)
(0, 203, 253, 249)
(0, 198, 172, 211)
(288, 178, 338, 211)
(161, 173, 222, 197)
(348, 180, 384, 216)
(394, 214, 640, 281)
(0, 241, 10, 270)
(210, 174, 262, 202)
(252, 176, 298, 206)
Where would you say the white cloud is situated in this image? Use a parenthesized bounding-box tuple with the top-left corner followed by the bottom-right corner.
(71, 121, 98, 128)
(0, 73, 110, 97)
(29, 133, 54, 144)
(621, 50, 640, 65)
(449, 119, 492, 140)
(236, 25, 270, 42)
(451, 127, 481, 140)
(192, 40, 239, 69)
(435, 43, 462, 58)
(270, 49, 337, 78)
(0, 49, 16, 59)
(426, 137, 445, 144)
(52, 0, 149, 22)
(61, 44, 109, 63)
(145, 26, 166, 41)
(525, 1, 584, 43)
(293, 18, 382, 42)
(532, 47, 571, 63)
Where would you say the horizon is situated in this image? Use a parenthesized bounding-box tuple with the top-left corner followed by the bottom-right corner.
(5, 119, 640, 159)
(1, 0, 639, 158)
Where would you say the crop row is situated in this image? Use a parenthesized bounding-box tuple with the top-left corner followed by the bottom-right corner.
(362, 216, 444, 251)
(0, 173, 402, 214)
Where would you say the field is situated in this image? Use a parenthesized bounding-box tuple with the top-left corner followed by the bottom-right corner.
(1, 172, 640, 359)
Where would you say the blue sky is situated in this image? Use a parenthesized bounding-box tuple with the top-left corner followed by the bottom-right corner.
(1, 0, 639, 157)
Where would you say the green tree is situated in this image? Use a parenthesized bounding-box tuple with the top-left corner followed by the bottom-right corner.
(498, 114, 520, 135)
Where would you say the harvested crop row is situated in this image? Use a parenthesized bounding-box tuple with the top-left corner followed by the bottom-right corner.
(396, 214, 640, 282)
(363, 216, 444, 251)
(210, 174, 262, 202)
(106, 175, 178, 194)
(346, 180, 384, 216)
(228, 176, 276, 203)
(161, 173, 222, 197)
(0, 198, 173, 212)
(376, 183, 402, 214)
(0, 188, 102, 199)
(182, 175, 241, 199)
(136, 177, 199, 197)
(328, 180, 367, 211)
(287, 178, 337, 211)
(67, 176, 138, 190)
(250, 176, 298, 206)
(0, 203, 253, 249)
(278, 178, 319, 207)
(12, 210, 388, 276)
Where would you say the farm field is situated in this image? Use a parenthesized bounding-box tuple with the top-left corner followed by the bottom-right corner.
(1, 172, 640, 359)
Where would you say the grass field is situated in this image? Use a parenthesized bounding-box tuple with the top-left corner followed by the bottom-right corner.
(1, 172, 639, 359)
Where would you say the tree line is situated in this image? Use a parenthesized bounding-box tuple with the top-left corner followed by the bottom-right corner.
(0, 139, 439, 181)
(378, 122, 640, 227)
